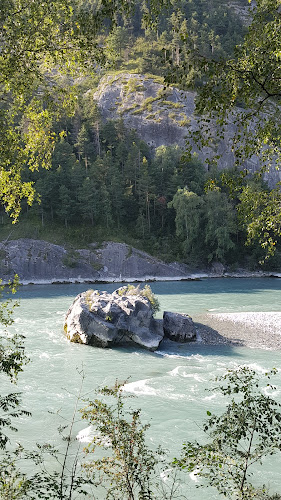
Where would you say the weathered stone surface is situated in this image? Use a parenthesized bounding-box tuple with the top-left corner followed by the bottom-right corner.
(93, 73, 280, 187)
(64, 287, 164, 351)
(210, 262, 226, 276)
(0, 239, 190, 284)
(0, 239, 99, 283)
(163, 311, 196, 342)
(64, 292, 120, 347)
(94, 241, 187, 281)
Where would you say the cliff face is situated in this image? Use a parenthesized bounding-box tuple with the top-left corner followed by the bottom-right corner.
(93, 73, 280, 187)
(0, 239, 191, 284)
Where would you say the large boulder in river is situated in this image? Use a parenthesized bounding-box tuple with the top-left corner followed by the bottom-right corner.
(163, 311, 196, 342)
(64, 286, 164, 351)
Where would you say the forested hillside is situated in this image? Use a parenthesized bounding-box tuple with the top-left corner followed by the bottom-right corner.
(99, 0, 246, 77)
(1, 0, 280, 269)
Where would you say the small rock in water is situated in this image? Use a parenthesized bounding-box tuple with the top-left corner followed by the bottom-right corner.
(163, 311, 196, 342)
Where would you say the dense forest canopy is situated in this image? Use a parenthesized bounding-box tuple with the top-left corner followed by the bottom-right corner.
(0, 0, 167, 217)
(0, 0, 281, 268)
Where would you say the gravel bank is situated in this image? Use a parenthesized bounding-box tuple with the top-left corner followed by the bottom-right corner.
(195, 312, 281, 350)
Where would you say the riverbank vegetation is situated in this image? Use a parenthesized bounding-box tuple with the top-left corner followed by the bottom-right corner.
(2, 121, 281, 269)
(1, 111, 281, 269)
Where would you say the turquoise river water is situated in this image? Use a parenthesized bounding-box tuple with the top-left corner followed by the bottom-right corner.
(2, 278, 281, 498)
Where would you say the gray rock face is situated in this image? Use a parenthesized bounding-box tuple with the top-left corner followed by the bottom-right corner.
(93, 73, 280, 186)
(64, 287, 164, 351)
(0, 239, 190, 284)
(0, 239, 99, 283)
(163, 311, 196, 342)
(94, 241, 187, 281)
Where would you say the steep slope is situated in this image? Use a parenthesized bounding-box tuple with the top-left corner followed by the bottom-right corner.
(93, 73, 280, 186)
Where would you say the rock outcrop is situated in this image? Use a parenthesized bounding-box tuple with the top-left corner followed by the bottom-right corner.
(64, 286, 197, 351)
(1, 238, 274, 284)
(92, 73, 280, 187)
(0, 239, 192, 284)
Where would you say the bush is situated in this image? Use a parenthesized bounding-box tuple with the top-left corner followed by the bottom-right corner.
(174, 367, 281, 499)
(117, 284, 160, 313)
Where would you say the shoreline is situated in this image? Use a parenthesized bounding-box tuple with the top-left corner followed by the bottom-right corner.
(2, 270, 281, 286)
(2, 270, 281, 351)
(1, 238, 281, 286)
(195, 311, 281, 351)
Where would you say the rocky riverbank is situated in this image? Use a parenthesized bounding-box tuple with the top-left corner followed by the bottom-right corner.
(0, 238, 193, 284)
(0, 238, 279, 285)
(195, 312, 281, 350)
(2, 238, 281, 351)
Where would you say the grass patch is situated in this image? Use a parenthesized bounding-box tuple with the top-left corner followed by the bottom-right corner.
(156, 88, 172, 99)
(161, 100, 183, 109)
(178, 118, 191, 127)
(123, 77, 146, 94)
(144, 74, 164, 84)
(0, 215, 146, 254)
(132, 108, 143, 115)
(117, 284, 160, 313)
(119, 103, 139, 115)
(132, 96, 159, 114)
(145, 113, 157, 120)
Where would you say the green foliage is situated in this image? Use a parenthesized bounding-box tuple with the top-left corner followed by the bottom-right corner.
(0, 369, 96, 499)
(189, 0, 281, 168)
(174, 367, 281, 499)
(165, 0, 281, 257)
(82, 380, 159, 499)
(4, 110, 280, 267)
(0, 450, 30, 499)
(141, 284, 160, 314)
(0, 282, 29, 444)
(0, 277, 30, 449)
(110, 0, 244, 77)
(204, 188, 237, 262)
(0, 279, 23, 364)
(169, 187, 205, 262)
(238, 182, 281, 262)
(81, 380, 181, 500)
(0, 0, 170, 221)
(1, 0, 280, 268)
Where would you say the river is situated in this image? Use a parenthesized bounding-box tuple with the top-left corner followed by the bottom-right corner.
(2, 278, 281, 498)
